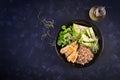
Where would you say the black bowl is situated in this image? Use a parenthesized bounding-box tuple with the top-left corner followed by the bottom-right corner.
(55, 19, 103, 68)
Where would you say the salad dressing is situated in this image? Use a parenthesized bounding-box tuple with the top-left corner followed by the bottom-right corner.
(89, 6, 106, 21)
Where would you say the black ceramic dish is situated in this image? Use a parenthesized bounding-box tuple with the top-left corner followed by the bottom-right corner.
(55, 19, 103, 68)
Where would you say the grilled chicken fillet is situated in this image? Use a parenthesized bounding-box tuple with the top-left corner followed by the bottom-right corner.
(60, 41, 78, 63)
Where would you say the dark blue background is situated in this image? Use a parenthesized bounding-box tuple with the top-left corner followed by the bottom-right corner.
(0, 0, 120, 80)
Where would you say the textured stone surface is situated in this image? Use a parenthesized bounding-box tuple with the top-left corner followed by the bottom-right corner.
(0, 0, 120, 80)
